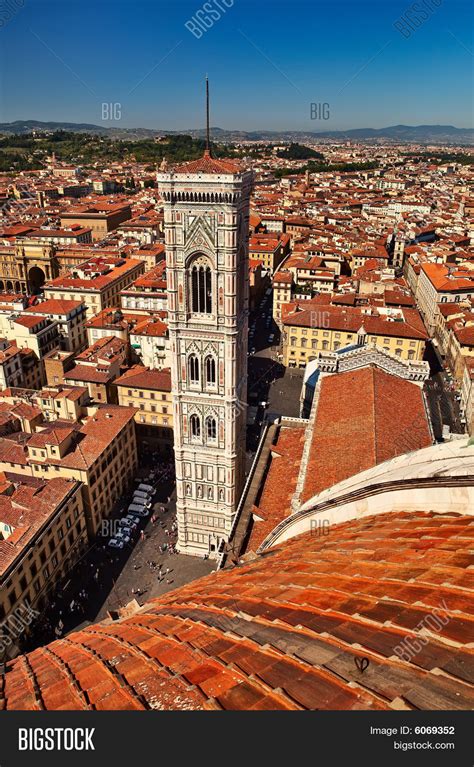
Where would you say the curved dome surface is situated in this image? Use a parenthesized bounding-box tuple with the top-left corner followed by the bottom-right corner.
(1, 510, 473, 711)
(259, 440, 474, 551)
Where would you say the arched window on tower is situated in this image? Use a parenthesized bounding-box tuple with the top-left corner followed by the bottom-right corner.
(206, 416, 217, 442)
(188, 354, 200, 384)
(205, 355, 216, 386)
(190, 414, 201, 439)
(189, 255, 212, 314)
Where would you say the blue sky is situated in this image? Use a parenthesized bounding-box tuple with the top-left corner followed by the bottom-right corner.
(0, 0, 472, 130)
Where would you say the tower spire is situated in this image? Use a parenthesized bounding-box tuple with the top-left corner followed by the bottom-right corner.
(205, 75, 211, 157)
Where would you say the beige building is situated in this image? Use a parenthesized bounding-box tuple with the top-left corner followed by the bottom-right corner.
(60, 203, 132, 241)
(114, 366, 173, 455)
(44, 257, 145, 317)
(416, 262, 474, 335)
(283, 303, 427, 367)
(0, 405, 138, 538)
(0, 476, 86, 659)
(24, 299, 87, 353)
(273, 271, 293, 325)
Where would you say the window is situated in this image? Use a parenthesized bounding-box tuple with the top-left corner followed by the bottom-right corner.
(205, 356, 216, 385)
(190, 414, 201, 438)
(206, 416, 217, 441)
(188, 354, 200, 384)
(189, 256, 212, 313)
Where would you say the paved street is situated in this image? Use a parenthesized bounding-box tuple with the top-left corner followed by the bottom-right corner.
(94, 491, 215, 619)
(20, 461, 214, 653)
(425, 370, 464, 439)
(247, 289, 305, 423)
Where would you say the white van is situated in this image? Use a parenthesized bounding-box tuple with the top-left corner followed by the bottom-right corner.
(131, 496, 151, 509)
(137, 483, 154, 495)
(134, 490, 152, 502)
(128, 504, 150, 517)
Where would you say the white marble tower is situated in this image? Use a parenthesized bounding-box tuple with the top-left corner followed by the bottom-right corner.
(157, 87, 252, 557)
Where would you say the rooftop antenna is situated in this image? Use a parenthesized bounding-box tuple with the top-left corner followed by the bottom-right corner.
(205, 75, 211, 156)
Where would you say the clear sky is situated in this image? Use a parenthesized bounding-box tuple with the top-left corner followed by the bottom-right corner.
(0, 0, 472, 131)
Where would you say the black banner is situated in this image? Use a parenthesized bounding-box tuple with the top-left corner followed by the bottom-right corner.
(0, 710, 472, 766)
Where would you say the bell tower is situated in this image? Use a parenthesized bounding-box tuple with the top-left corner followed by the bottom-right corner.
(157, 80, 252, 558)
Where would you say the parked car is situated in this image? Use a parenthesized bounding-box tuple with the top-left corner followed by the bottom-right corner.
(108, 539, 125, 549)
(123, 514, 141, 526)
(268, 333, 275, 343)
(114, 530, 131, 544)
(250, 347, 256, 355)
(128, 505, 150, 518)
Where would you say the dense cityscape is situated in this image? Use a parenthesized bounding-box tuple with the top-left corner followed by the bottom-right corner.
(0, 3, 473, 750)
(0, 125, 472, 714)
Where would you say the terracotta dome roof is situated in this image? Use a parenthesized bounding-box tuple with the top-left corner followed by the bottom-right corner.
(1, 511, 473, 711)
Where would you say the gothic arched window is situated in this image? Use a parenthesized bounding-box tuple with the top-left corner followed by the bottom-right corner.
(189, 255, 212, 314)
(188, 353, 200, 384)
(206, 416, 217, 441)
(190, 414, 201, 438)
(205, 355, 216, 386)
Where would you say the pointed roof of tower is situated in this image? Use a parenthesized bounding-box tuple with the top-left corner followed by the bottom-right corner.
(172, 77, 242, 175)
(173, 152, 241, 175)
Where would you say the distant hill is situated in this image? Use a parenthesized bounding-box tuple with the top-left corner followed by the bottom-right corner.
(0, 120, 472, 145)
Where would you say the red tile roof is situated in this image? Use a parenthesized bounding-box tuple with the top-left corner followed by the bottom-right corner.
(302, 367, 433, 502)
(114, 366, 171, 392)
(2, 511, 473, 710)
(247, 424, 306, 551)
(173, 151, 241, 175)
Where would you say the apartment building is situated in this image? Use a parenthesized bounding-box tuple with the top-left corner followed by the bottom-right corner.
(0, 405, 138, 537)
(59, 203, 132, 240)
(31, 385, 90, 422)
(114, 366, 172, 455)
(416, 262, 474, 335)
(249, 234, 287, 273)
(44, 257, 145, 316)
(0, 476, 86, 659)
(120, 263, 167, 314)
(0, 313, 60, 360)
(129, 316, 170, 370)
(282, 303, 427, 367)
(0, 341, 24, 389)
(63, 336, 128, 403)
(24, 299, 87, 353)
(273, 271, 293, 325)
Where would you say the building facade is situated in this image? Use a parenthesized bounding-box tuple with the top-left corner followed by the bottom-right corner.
(158, 152, 252, 557)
